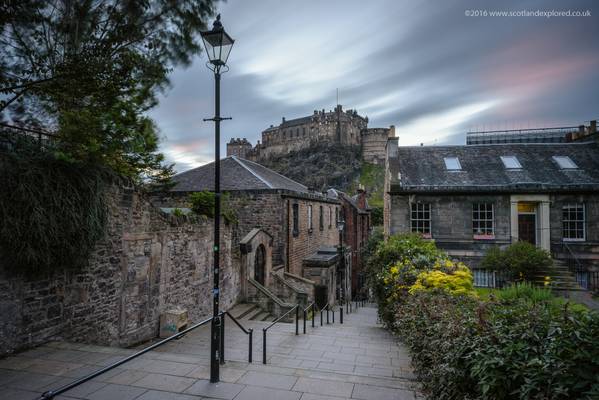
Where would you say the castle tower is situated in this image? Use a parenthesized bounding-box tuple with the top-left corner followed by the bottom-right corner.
(226, 138, 253, 159)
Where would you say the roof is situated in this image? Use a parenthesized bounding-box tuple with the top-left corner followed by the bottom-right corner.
(171, 156, 309, 193)
(389, 142, 599, 193)
(327, 189, 371, 212)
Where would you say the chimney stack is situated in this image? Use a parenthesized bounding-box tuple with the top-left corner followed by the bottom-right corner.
(388, 125, 396, 138)
(591, 120, 597, 134)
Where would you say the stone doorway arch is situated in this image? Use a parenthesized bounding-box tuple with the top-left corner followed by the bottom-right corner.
(239, 228, 273, 300)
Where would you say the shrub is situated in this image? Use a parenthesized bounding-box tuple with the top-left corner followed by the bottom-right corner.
(409, 262, 475, 297)
(481, 242, 553, 280)
(394, 291, 599, 399)
(189, 191, 237, 224)
(496, 282, 554, 304)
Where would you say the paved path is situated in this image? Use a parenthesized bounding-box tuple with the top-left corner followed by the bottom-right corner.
(0, 305, 420, 400)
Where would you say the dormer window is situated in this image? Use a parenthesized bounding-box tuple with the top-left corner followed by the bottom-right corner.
(553, 156, 578, 169)
(444, 157, 462, 170)
(500, 156, 522, 169)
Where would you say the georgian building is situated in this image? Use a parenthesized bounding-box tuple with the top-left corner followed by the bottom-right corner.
(384, 136, 599, 288)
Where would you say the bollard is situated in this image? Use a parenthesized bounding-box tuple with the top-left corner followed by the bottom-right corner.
(332, 309, 335, 323)
(248, 329, 253, 363)
(220, 314, 225, 365)
(295, 307, 299, 335)
(320, 309, 323, 326)
(340, 306, 343, 324)
(262, 329, 267, 364)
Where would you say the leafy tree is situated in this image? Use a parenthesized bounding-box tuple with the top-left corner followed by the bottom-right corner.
(0, 0, 217, 183)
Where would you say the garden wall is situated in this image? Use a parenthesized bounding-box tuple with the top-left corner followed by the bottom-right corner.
(0, 182, 240, 355)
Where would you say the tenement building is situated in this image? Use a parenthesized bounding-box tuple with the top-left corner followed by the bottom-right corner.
(384, 136, 599, 288)
(155, 156, 343, 309)
(226, 104, 395, 165)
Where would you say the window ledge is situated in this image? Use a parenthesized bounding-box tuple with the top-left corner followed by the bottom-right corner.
(474, 234, 495, 240)
(562, 238, 585, 242)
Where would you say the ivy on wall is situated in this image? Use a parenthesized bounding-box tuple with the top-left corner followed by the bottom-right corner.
(0, 135, 110, 276)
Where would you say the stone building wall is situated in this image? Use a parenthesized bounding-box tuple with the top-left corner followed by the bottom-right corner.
(0, 183, 238, 355)
(226, 138, 253, 159)
(361, 126, 394, 165)
(284, 196, 340, 276)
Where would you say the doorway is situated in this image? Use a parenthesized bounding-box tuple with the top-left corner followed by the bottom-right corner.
(517, 203, 537, 246)
(254, 244, 266, 285)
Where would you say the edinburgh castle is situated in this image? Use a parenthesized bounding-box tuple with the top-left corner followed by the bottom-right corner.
(227, 105, 395, 165)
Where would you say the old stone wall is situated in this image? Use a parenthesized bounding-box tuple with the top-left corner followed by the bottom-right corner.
(361, 127, 393, 165)
(0, 183, 238, 355)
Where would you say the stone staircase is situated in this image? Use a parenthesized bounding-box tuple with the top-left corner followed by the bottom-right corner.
(229, 302, 277, 322)
(532, 259, 583, 291)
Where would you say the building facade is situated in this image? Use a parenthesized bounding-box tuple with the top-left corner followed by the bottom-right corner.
(226, 105, 394, 165)
(384, 138, 599, 288)
(156, 156, 343, 308)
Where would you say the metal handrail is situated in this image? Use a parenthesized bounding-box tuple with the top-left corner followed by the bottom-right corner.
(221, 311, 253, 363)
(302, 302, 315, 333)
(562, 241, 584, 271)
(262, 304, 299, 364)
(35, 315, 215, 400)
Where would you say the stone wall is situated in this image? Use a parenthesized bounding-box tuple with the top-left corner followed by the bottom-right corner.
(361, 127, 394, 165)
(0, 183, 238, 355)
(283, 195, 340, 276)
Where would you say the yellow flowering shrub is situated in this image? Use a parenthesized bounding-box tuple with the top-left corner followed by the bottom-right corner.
(409, 261, 476, 297)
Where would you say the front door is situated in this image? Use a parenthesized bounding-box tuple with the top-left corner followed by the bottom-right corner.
(518, 214, 536, 245)
(254, 244, 265, 285)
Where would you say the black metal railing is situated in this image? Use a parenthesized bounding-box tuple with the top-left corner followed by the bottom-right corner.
(262, 304, 300, 364)
(35, 315, 215, 400)
(35, 310, 255, 399)
(221, 311, 253, 363)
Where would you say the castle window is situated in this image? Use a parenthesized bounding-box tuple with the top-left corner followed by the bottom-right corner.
(308, 205, 313, 232)
(292, 203, 299, 237)
(319, 206, 324, 230)
(411, 203, 431, 237)
(329, 207, 333, 228)
(296, 128, 299, 137)
(472, 203, 494, 237)
(563, 204, 585, 241)
(303, 127, 306, 136)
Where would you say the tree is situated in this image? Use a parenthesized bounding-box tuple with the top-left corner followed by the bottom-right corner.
(0, 0, 217, 183)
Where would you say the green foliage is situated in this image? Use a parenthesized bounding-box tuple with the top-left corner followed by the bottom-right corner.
(482, 242, 553, 280)
(496, 282, 554, 304)
(0, 145, 109, 276)
(352, 162, 384, 208)
(1, 0, 216, 183)
(189, 191, 237, 224)
(172, 208, 184, 218)
(370, 206, 383, 226)
(394, 291, 599, 399)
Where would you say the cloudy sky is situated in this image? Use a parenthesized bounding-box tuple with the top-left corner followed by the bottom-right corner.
(149, 0, 599, 172)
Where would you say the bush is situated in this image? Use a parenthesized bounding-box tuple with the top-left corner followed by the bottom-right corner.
(189, 191, 237, 224)
(409, 262, 475, 297)
(482, 242, 553, 280)
(395, 291, 599, 399)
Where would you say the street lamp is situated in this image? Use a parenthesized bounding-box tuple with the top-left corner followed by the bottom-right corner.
(336, 217, 346, 304)
(200, 14, 234, 384)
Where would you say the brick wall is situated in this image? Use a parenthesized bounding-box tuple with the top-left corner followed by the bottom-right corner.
(0, 183, 238, 355)
(284, 196, 339, 276)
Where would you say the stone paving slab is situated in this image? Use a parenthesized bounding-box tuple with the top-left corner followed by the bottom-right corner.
(0, 305, 420, 399)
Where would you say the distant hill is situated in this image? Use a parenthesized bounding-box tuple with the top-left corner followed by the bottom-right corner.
(258, 142, 384, 224)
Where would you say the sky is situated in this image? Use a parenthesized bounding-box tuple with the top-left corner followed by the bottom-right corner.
(149, 0, 599, 172)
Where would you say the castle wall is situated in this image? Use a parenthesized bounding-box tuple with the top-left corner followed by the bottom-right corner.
(362, 126, 394, 165)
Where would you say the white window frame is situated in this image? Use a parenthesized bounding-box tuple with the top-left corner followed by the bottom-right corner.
(472, 203, 494, 238)
(308, 205, 313, 232)
(410, 203, 431, 237)
(562, 203, 585, 241)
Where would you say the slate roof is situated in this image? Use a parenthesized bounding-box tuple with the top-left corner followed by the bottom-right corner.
(327, 188, 370, 212)
(171, 156, 309, 193)
(389, 142, 599, 193)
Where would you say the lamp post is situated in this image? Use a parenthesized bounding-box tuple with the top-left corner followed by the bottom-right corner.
(336, 217, 346, 304)
(200, 14, 234, 384)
